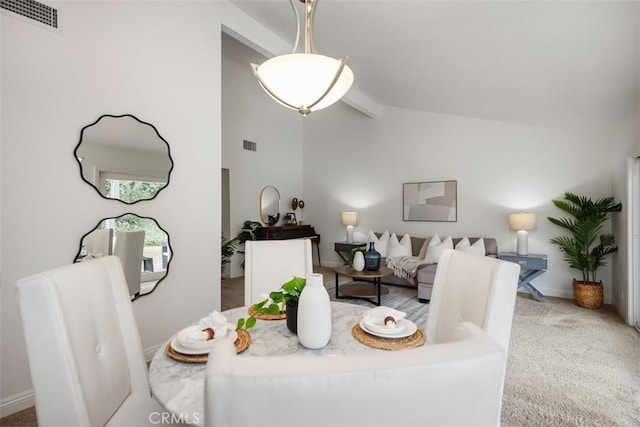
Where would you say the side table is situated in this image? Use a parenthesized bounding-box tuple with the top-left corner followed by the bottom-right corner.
(334, 265, 393, 306)
(498, 252, 547, 302)
(334, 241, 367, 264)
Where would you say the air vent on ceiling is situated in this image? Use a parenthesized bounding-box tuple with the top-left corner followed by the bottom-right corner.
(243, 140, 257, 152)
(1, 0, 58, 29)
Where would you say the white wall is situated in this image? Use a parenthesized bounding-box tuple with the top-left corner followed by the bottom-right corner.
(302, 103, 618, 302)
(221, 35, 303, 278)
(611, 107, 640, 322)
(1, 1, 225, 414)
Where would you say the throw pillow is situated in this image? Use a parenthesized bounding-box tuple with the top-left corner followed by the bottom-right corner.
(424, 234, 453, 264)
(367, 230, 389, 258)
(455, 237, 485, 257)
(417, 236, 432, 259)
(454, 236, 471, 250)
(387, 233, 413, 258)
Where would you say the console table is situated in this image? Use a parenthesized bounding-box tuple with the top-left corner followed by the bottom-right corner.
(498, 252, 547, 302)
(253, 225, 321, 266)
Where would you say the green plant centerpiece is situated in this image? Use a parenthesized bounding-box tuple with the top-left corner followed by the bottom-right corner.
(547, 192, 622, 309)
(250, 276, 306, 333)
(251, 276, 306, 314)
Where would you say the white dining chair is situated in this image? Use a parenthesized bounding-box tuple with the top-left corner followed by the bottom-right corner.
(243, 239, 314, 306)
(426, 249, 521, 353)
(15, 256, 175, 426)
(82, 227, 114, 256)
(113, 230, 145, 298)
(205, 248, 520, 427)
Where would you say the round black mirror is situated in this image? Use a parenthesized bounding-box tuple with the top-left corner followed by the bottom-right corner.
(74, 114, 173, 204)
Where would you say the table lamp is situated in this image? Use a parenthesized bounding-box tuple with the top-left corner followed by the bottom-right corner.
(342, 212, 358, 243)
(509, 212, 536, 256)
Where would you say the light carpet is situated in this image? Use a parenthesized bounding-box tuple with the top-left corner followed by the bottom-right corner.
(327, 275, 640, 426)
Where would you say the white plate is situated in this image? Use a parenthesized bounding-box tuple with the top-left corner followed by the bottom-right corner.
(359, 319, 417, 339)
(362, 317, 408, 335)
(171, 330, 237, 356)
(176, 325, 215, 351)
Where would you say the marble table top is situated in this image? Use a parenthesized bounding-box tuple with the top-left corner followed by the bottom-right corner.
(149, 301, 386, 425)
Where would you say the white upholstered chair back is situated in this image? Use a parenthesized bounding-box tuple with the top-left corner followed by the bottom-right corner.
(426, 249, 520, 352)
(83, 228, 114, 256)
(244, 239, 313, 306)
(15, 256, 165, 427)
(113, 230, 145, 298)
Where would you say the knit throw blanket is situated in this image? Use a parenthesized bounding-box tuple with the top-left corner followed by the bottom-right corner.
(386, 256, 433, 285)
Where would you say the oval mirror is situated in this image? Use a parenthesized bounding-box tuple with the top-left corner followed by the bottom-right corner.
(75, 213, 172, 300)
(74, 114, 173, 204)
(259, 186, 280, 225)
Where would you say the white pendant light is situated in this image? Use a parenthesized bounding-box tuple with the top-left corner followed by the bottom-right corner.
(251, 0, 354, 116)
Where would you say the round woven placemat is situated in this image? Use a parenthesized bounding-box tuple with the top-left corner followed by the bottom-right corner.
(248, 304, 287, 320)
(351, 324, 426, 351)
(165, 329, 252, 363)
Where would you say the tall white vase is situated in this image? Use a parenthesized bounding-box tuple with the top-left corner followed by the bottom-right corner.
(352, 251, 365, 272)
(297, 273, 332, 349)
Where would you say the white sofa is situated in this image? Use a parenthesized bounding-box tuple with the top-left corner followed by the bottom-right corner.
(204, 250, 520, 426)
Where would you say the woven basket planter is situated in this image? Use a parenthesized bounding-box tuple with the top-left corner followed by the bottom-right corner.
(573, 279, 603, 309)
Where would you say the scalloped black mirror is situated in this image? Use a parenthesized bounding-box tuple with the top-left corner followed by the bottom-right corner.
(74, 114, 173, 204)
(75, 213, 172, 300)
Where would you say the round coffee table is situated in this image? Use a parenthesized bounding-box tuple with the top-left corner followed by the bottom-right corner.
(334, 265, 394, 306)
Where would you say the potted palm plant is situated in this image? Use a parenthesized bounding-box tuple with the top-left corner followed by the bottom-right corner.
(547, 192, 622, 308)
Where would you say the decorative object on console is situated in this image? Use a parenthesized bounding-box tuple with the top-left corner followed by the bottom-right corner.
(297, 199, 305, 224)
(296, 273, 332, 349)
(364, 242, 381, 271)
(352, 250, 365, 272)
(547, 192, 621, 309)
(403, 181, 457, 222)
(282, 212, 297, 225)
(74, 114, 173, 204)
(342, 211, 358, 243)
(509, 212, 536, 255)
(250, 0, 354, 116)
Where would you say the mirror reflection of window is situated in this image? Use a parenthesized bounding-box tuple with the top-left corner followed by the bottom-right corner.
(74, 114, 173, 204)
(76, 213, 172, 300)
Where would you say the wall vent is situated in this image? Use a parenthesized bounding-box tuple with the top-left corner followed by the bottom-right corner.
(1, 0, 58, 29)
(243, 140, 257, 152)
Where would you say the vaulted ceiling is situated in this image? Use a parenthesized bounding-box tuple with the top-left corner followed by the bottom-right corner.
(228, 0, 639, 134)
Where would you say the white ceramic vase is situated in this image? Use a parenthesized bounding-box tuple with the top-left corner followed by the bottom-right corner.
(352, 251, 365, 272)
(297, 273, 332, 349)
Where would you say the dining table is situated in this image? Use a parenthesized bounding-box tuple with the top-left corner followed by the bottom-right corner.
(148, 301, 390, 426)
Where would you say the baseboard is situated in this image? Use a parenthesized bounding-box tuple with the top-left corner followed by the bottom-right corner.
(0, 389, 35, 418)
(0, 345, 164, 418)
(144, 344, 162, 363)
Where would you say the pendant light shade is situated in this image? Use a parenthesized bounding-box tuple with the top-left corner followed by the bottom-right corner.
(251, 0, 354, 116)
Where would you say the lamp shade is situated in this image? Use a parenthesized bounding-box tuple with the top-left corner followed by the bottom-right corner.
(509, 212, 537, 231)
(342, 212, 358, 226)
(252, 54, 354, 115)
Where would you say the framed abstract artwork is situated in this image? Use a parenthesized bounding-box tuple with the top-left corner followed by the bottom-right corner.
(403, 181, 457, 222)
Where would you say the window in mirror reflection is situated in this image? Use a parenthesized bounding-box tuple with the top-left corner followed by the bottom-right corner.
(102, 174, 167, 203)
(76, 213, 172, 300)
